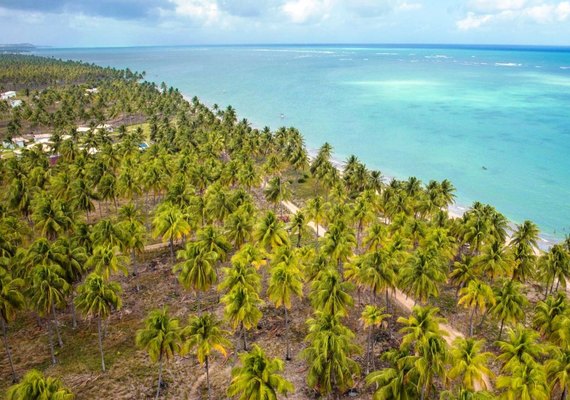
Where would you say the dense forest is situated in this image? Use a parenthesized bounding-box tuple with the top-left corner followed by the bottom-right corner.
(1, 54, 570, 400)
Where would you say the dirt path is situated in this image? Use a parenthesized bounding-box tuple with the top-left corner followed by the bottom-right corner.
(282, 200, 491, 391)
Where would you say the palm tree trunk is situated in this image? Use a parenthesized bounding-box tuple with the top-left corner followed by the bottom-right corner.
(469, 308, 476, 336)
(385, 290, 391, 312)
(366, 326, 372, 374)
(47, 319, 56, 364)
(285, 307, 290, 361)
(498, 319, 505, 340)
(169, 238, 174, 262)
(241, 322, 248, 351)
(98, 316, 106, 372)
(205, 356, 211, 400)
(1, 317, 17, 382)
(197, 291, 202, 314)
(131, 250, 140, 291)
(156, 355, 163, 400)
(71, 291, 77, 329)
(561, 386, 567, 400)
(52, 304, 63, 347)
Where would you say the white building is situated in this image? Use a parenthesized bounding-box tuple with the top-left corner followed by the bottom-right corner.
(10, 99, 22, 108)
(1, 91, 16, 100)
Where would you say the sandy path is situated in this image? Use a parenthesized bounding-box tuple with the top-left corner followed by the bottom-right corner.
(282, 200, 491, 391)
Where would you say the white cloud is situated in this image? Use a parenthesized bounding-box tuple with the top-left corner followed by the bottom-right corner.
(280, 0, 332, 24)
(168, 0, 221, 24)
(397, 2, 423, 11)
(456, 11, 494, 30)
(458, 0, 570, 29)
(467, 0, 528, 13)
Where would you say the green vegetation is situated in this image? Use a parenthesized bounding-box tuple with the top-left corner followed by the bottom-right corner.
(1, 53, 570, 400)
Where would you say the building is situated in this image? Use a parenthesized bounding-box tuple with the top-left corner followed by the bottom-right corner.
(1, 91, 16, 100)
(10, 99, 22, 108)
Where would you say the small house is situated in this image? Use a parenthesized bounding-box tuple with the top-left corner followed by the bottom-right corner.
(0, 91, 16, 100)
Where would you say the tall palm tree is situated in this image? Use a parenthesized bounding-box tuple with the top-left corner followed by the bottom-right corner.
(496, 325, 543, 372)
(399, 249, 446, 305)
(264, 176, 291, 216)
(360, 305, 390, 374)
(75, 273, 122, 372)
(117, 203, 146, 280)
(545, 345, 570, 400)
(301, 312, 361, 398)
(449, 338, 493, 391)
(496, 361, 549, 400)
(227, 344, 294, 400)
(0, 270, 25, 382)
(135, 308, 182, 400)
(222, 285, 263, 351)
(533, 292, 567, 338)
(458, 279, 495, 336)
(310, 267, 354, 317)
(366, 348, 419, 400)
(398, 305, 446, 350)
(224, 208, 254, 249)
(491, 279, 527, 340)
(267, 249, 304, 360)
(253, 211, 289, 252)
(305, 196, 326, 239)
(86, 245, 128, 280)
(288, 210, 309, 248)
(173, 243, 217, 313)
(182, 313, 231, 400)
(152, 203, 191, 262)
(361, 249, 397, 310)
(6, 369, 73, 400)
(28, 264, 69, 364)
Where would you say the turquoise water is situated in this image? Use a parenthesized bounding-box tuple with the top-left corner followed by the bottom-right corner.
(35, 45, 570, 242)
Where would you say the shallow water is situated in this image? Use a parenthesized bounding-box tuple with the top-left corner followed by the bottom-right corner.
(35, 44, 570, 242)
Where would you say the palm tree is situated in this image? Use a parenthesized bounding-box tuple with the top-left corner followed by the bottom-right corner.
(491, 279, 527, 340)
(31, 195, 71, 241)
(267, 249, 304, 360)
(288, 210, 309, 248)
(173, 243, 217, 313)
(222, 285, 263, 351)
(225, 209, 254, 249)
(182, 313, 231, 400)
(75, 273, 122, 372)
(135, 308, 182, 400)
(301, 312, 361, 398)
(305, 196, 326, 239)
(366, 348, 419, 400)
(264, 176, 291, 216)
(6, 369, 73, 400)
(399, 249, 446, 305)
(117, 203, 146, 280)
(153, 203, 191, 262)
(496, 325, 543, 372)
(86, 245, 128, 280)
(320, 220, 356, 268)
(496, 362, 549, 400)
(253, 211, 289, 251)
(458, 279, 495, 336)
(310, 267, 353, 317)
(227, 344, 294, 400)
(534, 292, 567, 339)
(545, 345, 570, 400)
(28, 264, 69, 364)
(449, 338, 493, 391)
(0, 270, 25, 382)
(476, 240, 513, 282)
(361, 249, 397, 310)
(398, 305, 446, 350)
(360, 305, 390, 374)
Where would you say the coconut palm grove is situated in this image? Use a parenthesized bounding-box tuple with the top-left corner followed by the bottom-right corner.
(1, 54, 570, 400)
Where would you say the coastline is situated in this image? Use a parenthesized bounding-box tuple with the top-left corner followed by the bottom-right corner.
(183, 93, 560, 251)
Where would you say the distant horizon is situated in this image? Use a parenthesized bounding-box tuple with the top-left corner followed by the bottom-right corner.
(26, 42, 570, 51)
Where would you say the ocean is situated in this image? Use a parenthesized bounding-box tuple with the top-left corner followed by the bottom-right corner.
(34, 44, 570, 244)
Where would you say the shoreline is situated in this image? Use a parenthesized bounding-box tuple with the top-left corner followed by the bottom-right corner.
(182, 94, 560, 251)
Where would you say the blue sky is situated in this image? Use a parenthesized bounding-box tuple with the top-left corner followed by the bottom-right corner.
(0, 0, 569, 47)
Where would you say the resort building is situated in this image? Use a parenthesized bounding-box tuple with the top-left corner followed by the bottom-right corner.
(1, 90, 16, 100)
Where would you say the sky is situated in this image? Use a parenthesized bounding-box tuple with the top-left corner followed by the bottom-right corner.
(0, 0, 569, 47)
